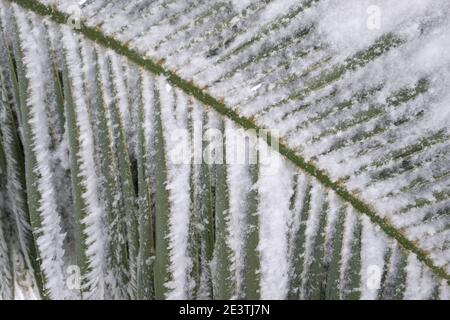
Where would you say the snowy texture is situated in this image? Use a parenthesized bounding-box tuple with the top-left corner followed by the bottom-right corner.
(158, 77, 192, 299)
(61, 27, 106, 299)
(14, 7, 69, 299)
(0, 0, 448, 300)
(258, 148, 294, 299)
(31, 0, 450, 276)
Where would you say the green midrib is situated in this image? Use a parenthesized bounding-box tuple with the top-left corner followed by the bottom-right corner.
(8, 0, 449, 283)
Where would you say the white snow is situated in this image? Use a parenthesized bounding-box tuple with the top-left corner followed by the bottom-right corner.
(15, 7, 69, 299)
(2, 0, 449, 300)
(61, 27, 106, 299)
(158, 76, 192, 299)
(257, 146, 294, 299)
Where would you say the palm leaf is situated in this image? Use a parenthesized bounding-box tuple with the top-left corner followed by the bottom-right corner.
(0, 0, 448, 299)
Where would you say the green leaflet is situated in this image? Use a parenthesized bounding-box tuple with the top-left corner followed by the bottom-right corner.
(10, 15, 47, 298)
(324, 206, 347, 300)
(0, 208, 14, 300)
(379, 245, 408, 300)
(211, 117, 234, 299)
(189, 109, 214, 299)
(135, 72, 155, 300)
(242, 158, 260, 299)
(0, 58, 37, 298)
(93, 50, 130, 299)
(341, 214, 362, 300)
(152, 80, 171, 300)
(0, 130, 5, 180)
(0, 22, 21, 128)
(61, 49, 89, 296)
(288, 183, 311, 299)
(305, 197, 329, 300)
(108, 59, 139, 298)
(187, 104, 201, 299)
(47, 31, 66, 145)
(0, 129, 14, 300)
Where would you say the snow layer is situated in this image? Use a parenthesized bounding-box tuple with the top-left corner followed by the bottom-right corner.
(2, 0, 449, 299)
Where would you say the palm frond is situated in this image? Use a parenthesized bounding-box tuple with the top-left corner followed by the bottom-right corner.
(0, 0, 448, 300)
